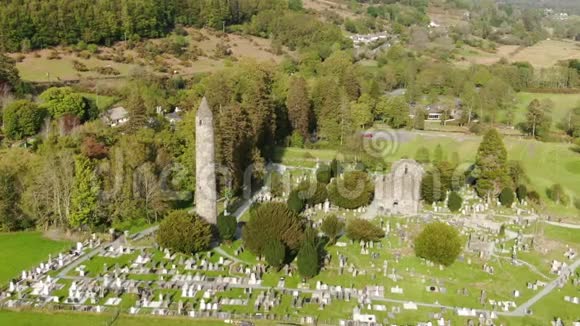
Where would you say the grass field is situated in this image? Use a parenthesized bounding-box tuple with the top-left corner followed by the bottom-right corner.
(0, 232, 71, 285)
(10, 28, 285, 82)
(0, 310, 278, 326)
(502, 92, 580, 127)
(13, 52, 137, 82)
(274, 131, 580, 220)
(457, 40, 580, 68)
(542, 224, 580, 245)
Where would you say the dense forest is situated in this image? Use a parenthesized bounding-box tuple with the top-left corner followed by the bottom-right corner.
(0, 0, 290, 51)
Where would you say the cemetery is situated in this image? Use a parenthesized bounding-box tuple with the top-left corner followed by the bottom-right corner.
(1, 164, 579, 326)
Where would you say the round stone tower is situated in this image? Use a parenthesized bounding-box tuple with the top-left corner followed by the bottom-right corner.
(195, 97, 217, 224)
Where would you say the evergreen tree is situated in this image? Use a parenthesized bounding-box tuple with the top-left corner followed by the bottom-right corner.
(316, 163, 332, 184)
(415, 147, 430, 163)
(421, 172, 441, 204)
(433, 144, 445, 163)
(474, 129, 510, 200)
(264, 239, 286, 270)
(242, 203, 304, 256)
(516, 184, 527, 203)
(321, 215, 344, 244)
(413, 107, 426, 130)
(286, 77, 311, 139)
(448, 191, 463, 212)
(217, 214, 237, 242)
(499, 187, 515, 207)
(297, 239, 319, 279)
(219, 104, 253, 191)
(287, 190, 305, 213)
(157, 210, 212, 254)
(70, 155, 100, 228)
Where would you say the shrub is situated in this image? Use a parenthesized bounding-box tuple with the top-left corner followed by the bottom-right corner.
(296, 180, 328, 206)
(156, 211, 212, 254)
(414, 222, 462, 266)
(321, 215, 344, 244)
(447, 191, 462, 212)
(93, 66, 120, 76)
(499, 187, 515, 207)
(242, 202, 304, 256)
(346, 218, 385, 242)
(290, 130, 304, 148)
(264, 239, 286, 270)
(527, 190, 541, 204)
(516, 184, 527, 202)
(328, 171, 374, 209)
(217, 214, 237, 242)
(287, 190, 305, 213)
(78, 51, 91, 59)
(547, 184, 569, 205)
(297, 240, 319, 279)
(316, 163, 332, 184)
(72, 60, 89, 72)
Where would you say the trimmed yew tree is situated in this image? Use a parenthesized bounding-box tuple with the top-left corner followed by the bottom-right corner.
(447, 191, 462, 212)
(328, 171, 374, 209)
(346, 218, 385, 242)
(157, 210, 212, 254)
(414, 222, 462, 266)
(499, 187, 515, 207)
(242, 202, 304, 256)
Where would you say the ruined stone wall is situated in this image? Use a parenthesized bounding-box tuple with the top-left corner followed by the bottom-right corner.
(375, 159, 424, 215)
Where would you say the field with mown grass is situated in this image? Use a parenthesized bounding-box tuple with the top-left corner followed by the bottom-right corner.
(498, 92, 580, 128)
(0, 310, 279, 326)
(0, 232, 71, 285)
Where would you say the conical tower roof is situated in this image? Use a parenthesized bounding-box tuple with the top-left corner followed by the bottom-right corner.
(197, 97, 213, 120)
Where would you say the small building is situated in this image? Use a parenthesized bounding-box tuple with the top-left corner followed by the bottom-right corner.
(104, 106, 129, 127)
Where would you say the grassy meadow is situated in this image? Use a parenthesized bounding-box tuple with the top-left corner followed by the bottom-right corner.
(503, 92, 580, 128)
(0, 232, 71, 285)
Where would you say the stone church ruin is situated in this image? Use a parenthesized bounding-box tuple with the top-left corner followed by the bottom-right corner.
(375, 159, 424, 215)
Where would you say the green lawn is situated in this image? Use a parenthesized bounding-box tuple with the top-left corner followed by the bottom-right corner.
(502, 92, 580, 127)
(79, 92, 119, 112)
(0, 310, 278, 326)
(542, 223, 580, 245)
(0, 232, 71, 285)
